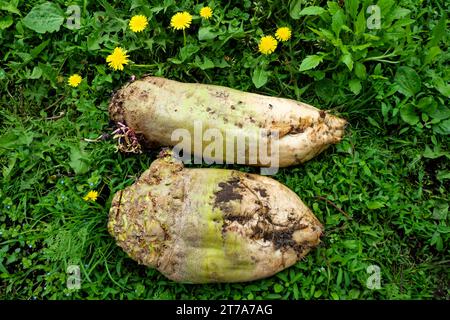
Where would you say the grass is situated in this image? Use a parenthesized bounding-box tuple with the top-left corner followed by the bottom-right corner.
(0, 0, 449, 299)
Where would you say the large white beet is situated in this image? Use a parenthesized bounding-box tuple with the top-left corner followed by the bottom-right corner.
(109, 76, 346, 167)
(108, 156, 323, 283)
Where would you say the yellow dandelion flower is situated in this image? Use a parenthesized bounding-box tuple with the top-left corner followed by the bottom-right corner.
(129, 15, 148, 33)
(68, 74, 82, 87)
(275, 27, 292, 42)
(170, 11, 192, 30)
(106, 47, 129, 71)
(83, 190, 99, 202)
(200, 6, 213, 20)
(258, 35, 278, 55)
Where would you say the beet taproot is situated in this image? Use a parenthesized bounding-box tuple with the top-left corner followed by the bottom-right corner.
(109, 76, 346, 167)
(108, 156, 323, 283)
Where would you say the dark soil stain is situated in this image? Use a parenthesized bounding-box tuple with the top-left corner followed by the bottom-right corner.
(289, 125, 305, 134)
(252, 222, 309, 255)
(319, 110, 326, 118)
(255, 187, 267, 197)
(214, 177, 243, 210)
(268, 229, 297, 250)
(224, 213, 253, 225)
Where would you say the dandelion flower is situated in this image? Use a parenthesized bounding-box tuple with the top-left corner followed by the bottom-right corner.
(106, 47, 129, 71)
(129, 15, 148, 33)
(275, 27, 292, 42)
(68, 74, 82, 87)
(200, 6, 213, 20)
(258, 35, 278, 55)
(170, 11, 192, 30)
(83, 190, 98, 202)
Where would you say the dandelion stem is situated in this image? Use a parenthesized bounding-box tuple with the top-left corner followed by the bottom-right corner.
(131, 64, 159, 68)
(183, 29, 186, 47)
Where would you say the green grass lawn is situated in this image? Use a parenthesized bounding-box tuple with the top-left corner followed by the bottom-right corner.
(0, 0, 449, 299)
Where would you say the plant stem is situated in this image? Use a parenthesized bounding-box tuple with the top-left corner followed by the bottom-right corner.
(132, 64, 158, 68)
(362, 52, 398, 62)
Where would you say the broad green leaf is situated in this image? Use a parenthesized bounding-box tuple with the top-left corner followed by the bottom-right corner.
(432, 77, 450, 98)
(351, 43, 371, 51)
(30, 39, 50, 58)
(367, 201, 385, 209)
(212, 58, 230, 69)
(341, 52, 353, 71)
(354, 62, 367, 80)
(22, 2, 64, 34)
(314, 290, 323, 298)
(0, 132, 20, 150)
(98, 0, 117, 17)
(437, 170, 450, 181)
(400, 103, 419, 125)
(0, 15, 13, 29)
(424, 46, 442, 65)
(336, 268, 343, 286)
(381, 102, 391, 119)
(273, 283, 284, 293)
(349, 79, 362, 94)
(298, 6, 326, 16)
(368, 116, 381, 129)
(293, 284, 299, 299)
(28, 66, 42, 79)
(0, 261, 8, 274)
(327, 2, 340, 15)
(391, 18, 415, 28)
(428, 13, 447, 47)
(391, 7, 411, 20)
(433, 202, 448, 220)
(289, 0, 304, 19)
(432, 119, 450, 135)
(198, 27, 220, 41)
(179, 44, 199, 62)
(87, 34, 104, 51)
(130, 0, 147, 10)
(416, 97, 437, 114)
(38, 62, 57, 85)
(428, 106, 450, 121)
(318, 27, 335, 41)
(69, 144, 90, 175)
(423, 146, 450, 159)
(252, 67, 269, 88)
(0, 0, 20, 15)
(195, 56, 215, 70)
(299, 55, 323, 72)
(394, 66, 421, 96)
(377, 0, 395, 18)
(355, 8, 366, 34)
(431, 232, 443, 251)
(332, 9, 346, 36)
(345, 0, 359, 19)
(145, 0, 174, 13)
